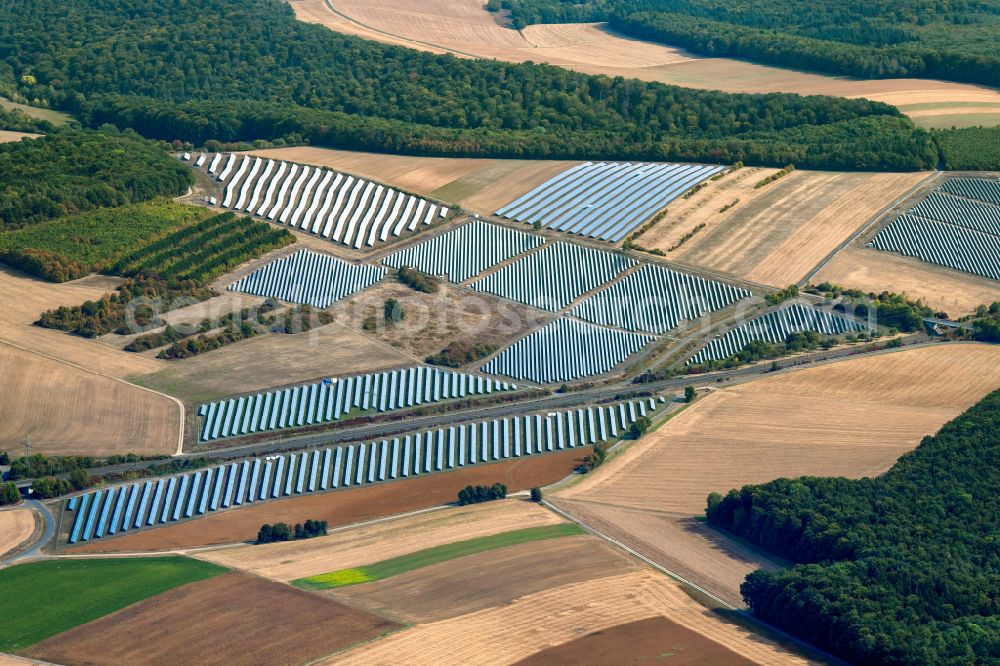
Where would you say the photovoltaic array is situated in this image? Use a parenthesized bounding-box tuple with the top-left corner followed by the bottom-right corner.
(197, 366, 516, 442)
(228, 248, 384, 307)
(471, 241, 635, 311)
(495, 161, 724, 242)
(65, 399, 660, 544)
(381, 221, 544, 283)
(193, 153, 450, 248)
(687, 303, 868, 365)
(868, 179, 1000, 281)
(481, 317, 654, 383)
(569, 263, 751, 334)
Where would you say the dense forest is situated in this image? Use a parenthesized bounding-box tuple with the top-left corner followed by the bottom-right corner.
(0, 0, 942, 170)
(492, 0, 1000, 87)
(706, 390, 1000, 665)
(0, 130, 193, 231)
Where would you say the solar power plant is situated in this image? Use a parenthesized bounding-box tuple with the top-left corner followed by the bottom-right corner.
(227, 248, 385, 307)
(910, 192, 1000, 236)
(194, 153, 451, 248)
(64, 398, 660, 544)
(494, 161, 725, 242)
(569, 263, 752, 334)
(470, 242, 635, 311)
(196, 366, 517, 442)
(940, 177, 1000, 207)
(481, 317, 654, 383)
(868, 215, 1000, 280)
(687, 303, 869, 365)
(380, 221, 545, 283)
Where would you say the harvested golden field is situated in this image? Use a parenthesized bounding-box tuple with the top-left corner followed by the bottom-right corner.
(0, 508, 37, 560)
(0, 344, 180, 456)
(516, 616, 754, 666)
(292, 0, 1000, 127)
(0, 266, 162, 378)
(814, 245, 1000, 317)
(71, 449, 586, 553)
(655, 170, 929, 286)
(329, 571, 812, 665)
(24, 572, 397, 666)
(335, 279, 548, 360)
(551, 500, 779, 607)
(249, 146, 579, 214)
(558, 344, 1000, 515)
(0, 131, 38, 143)
(335, 535, 639, 623)
(198, 499, 563, 581)
(133, 320, 412, 404)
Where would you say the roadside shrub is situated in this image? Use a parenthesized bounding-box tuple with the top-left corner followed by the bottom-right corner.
(0, 482, 21, 506)
(397, 267, 440, 293)
(457, 483, 507, 505)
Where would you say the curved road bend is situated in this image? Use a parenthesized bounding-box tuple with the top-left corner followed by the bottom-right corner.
(1, 499, 55, 566)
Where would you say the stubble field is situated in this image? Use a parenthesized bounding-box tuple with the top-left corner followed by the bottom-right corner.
(643, 170, 929, 286)
(0, 508, 36, 560)
(197, 499, 563, 581)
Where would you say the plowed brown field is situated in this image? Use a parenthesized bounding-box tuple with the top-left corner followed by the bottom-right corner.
(249, 146, 579, 214)
(814, 245, 1000, 317)
(291, 0, 1000, 127)
(334, 535, 639, 622)
(328, 571, 812, 665)
(24, 572, 397, 666)
(199, 499, 562, 581)
(652, 170, 928, 286)
(516, 616, 754, 666)
(558, 344, 1000, 515)
(0, 508, 37, 560)
(71, 449, 586, 553)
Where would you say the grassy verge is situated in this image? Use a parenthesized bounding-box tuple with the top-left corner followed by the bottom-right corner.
(0, 556, 226, 651)
(293, 523, 585, 590)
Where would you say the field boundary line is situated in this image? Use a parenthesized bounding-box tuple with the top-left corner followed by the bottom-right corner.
(0, 339, 186, 456)
(800, 170, 942, 286)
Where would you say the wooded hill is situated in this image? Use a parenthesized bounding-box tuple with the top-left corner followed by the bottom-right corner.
(493, 0, 1000, 88)
(0, 0, 940, 170)
(706, 390, 1000, 665)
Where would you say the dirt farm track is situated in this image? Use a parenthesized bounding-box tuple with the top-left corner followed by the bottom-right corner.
(289, 0, 1000, 129)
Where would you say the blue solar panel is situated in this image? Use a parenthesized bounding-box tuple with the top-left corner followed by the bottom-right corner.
(68, 493, 91, 544)
(81, 490, 104, 541)
(133, 481, 153, 528)
(108, 486, 129, 535)
(146, 480, 165, 526)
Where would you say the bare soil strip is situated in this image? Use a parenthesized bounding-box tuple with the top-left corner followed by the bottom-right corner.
(327, 571, 812, 665)
(515, 615, 754, 666)
(198, 499, 563, 581)
(24, 572, 397, 666)
(70, 449, 586, 553)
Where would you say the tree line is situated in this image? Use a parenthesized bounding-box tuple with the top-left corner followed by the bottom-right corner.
(0, 0, 945, 170)
(457, 483, 508, 505)
(257, 519, 328, 544)
(705, 389, 1000, 665)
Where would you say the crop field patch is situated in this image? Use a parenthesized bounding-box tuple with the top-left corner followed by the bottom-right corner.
(687, 303, 868, 365)
(569, 263, 751, 334)
(481, 317, 655, 383)
(228, 248, 384, 307)
(197, 366, 516, 442)
(470, 241, 634, 311)
(333, 534, 639, 624)
(64, 399, 658, 545)
(294, 524, 585, 590)
(381, 221, 544, 283)
(24, 571, 396, 666)
(0, 557, 224, 652)
(191, 153, 450, 249)
(0, 508, 36, 560)
(495, 162, 724, 242)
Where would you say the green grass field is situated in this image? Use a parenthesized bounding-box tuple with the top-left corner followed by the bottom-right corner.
(0, 557, 225, 652)
(0, 96, 73, 125)
(293, 523, 585, 590)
